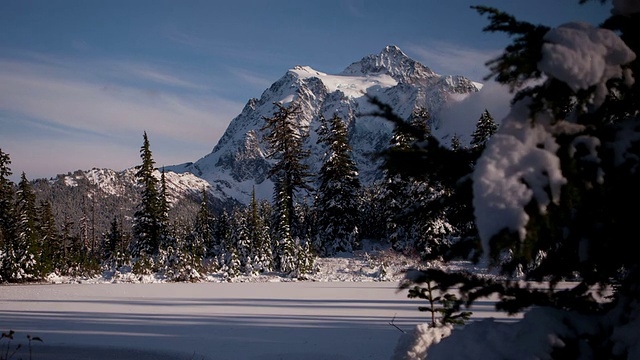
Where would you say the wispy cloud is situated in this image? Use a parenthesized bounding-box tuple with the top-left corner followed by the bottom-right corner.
(228, 67, 274, 89)
(436, 81, 513, 145)
(343, 0, 367, 18)
(115, 63, 210, 90)
(405, 42, 502, 82)
(0, 54, 244, 179)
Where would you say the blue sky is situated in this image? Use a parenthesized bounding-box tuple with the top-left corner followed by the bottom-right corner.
(0, 0, 609, 181)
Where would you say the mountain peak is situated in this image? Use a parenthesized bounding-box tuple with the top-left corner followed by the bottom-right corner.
(340, 45, 437, 84)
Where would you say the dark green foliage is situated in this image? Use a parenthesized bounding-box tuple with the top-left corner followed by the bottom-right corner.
(262, 102, 315, 274)
(471, 5, 550, 91)
(132, 132, 164, 260)
(406, 284, 472, 327)
(393, 3, 640, 358)
(36, 200, 58, 275)
(190, 187, 212, 267)
(0, 149, 19, 282)
(369, 100, 483, 260)
(261, 102, 313, 231)
(470, 109, 498, 150)
(314, 113, 361, 255)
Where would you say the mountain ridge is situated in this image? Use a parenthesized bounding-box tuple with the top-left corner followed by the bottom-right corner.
(33, 45, 484, 232)
(167, 45, 482, 204)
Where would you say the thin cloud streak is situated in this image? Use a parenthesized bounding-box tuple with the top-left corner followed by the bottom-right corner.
(228, 67, 275, 90)
(406, 42, 502, 82)
(0, 55, 244, 181)
(115, 63, 210, 90)
(0, 58, 240, 145)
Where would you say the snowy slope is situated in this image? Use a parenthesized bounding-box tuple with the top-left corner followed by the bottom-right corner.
(169, 45, 481, 204)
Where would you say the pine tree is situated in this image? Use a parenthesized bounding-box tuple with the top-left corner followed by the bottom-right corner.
(230, 207, 253, 275)
(132, 132, 163, 261)
(261, 101, 314, 274)
(272, 178, 297, 274)
(314, 114, 361, 255)
(159, 168, 170, 235)
(247, 188, 272, 272)
(191, 187, 211, 269)
(0, 149, 18, 281)
(378, 107, 441, 255)
(450, 134, 461, 151)
(397, 3, 640, 358)
(213, 210, 232, 271)
(13, 172, 38, 279)
(358, 182, 387, 242)
(102, 216, 128, 270)
(36, 200, 59, 275)
(470, 109, 498, 151)
(261, 101, 313, 237)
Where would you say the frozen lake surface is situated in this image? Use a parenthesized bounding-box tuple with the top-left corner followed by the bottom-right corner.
(0, 281, 453, 360)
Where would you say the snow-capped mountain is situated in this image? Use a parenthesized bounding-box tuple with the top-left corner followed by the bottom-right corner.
(168, 45, 481, 204)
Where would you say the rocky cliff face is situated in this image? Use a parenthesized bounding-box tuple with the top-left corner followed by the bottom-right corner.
(168, 45, 481, 204)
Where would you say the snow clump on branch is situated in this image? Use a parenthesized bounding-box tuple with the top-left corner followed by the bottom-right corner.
(538, 22, 635, 106)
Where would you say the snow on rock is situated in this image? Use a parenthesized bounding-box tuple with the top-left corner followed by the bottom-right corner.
(538, 22, 636, 106)
(170, 45, 481, 205)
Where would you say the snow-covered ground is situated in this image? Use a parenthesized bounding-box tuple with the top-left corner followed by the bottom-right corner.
(0, 250, 511, 360)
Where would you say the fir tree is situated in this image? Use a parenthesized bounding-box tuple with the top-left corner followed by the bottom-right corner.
(261, 101, 314, 275)
(191, 187, 212, 268)
(314, 113, 361, 255)
(102, 216, 128, 269)
(0, 149, 18, 281)
(36, 200, 59, 275)
(378, 107, 444, 255)
(230, 207, 253, 275)
(132, 132, 163, 261)
(13, 172, 38, 279)
(261, 101, 313, 237)
(247, 188, 272, 272)
(450, 134, 461, 151)
(272, 178, 298, 274)
(397, 3, 640, 357)
(213, 210, 232, 270)
(470, 109, 498, 151)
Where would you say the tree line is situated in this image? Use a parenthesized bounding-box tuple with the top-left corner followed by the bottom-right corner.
(0, 105, 497, 283)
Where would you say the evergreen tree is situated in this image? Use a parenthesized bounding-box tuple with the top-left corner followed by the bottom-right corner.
(102, 216, 128, 270)
(213, 210, 232, 271)
(247, 188, 272, 272)
(261, 101, 313, 237)
(272, 178, 297, 274)
(13, 172, 38, 279)
(161, 221, 200, 282)
(470, 109, 498, 151)
(450, 134, 461, 151)
(397, 3, 640, 358)
(262, 101, 314, 275)
(358, 182, 387, 242)
(191, 187, 212, 269)
(36, 200, 59, 275)
(314, 113, 361, 255)
(132, 132, 163, 261)
(230, 207, 254, 275)
(0, 149, 19, 281)
(378, 107, 443, 255)
(159, 168, 170, 234)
